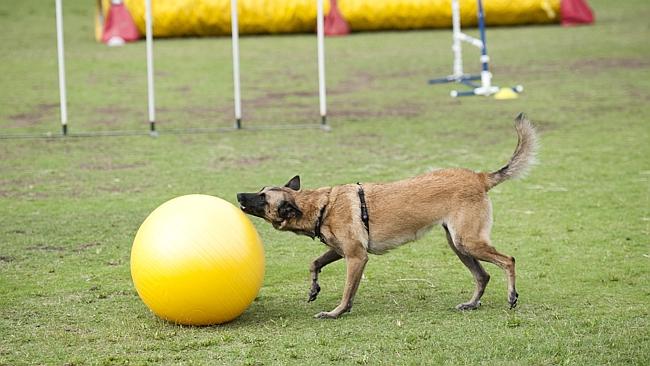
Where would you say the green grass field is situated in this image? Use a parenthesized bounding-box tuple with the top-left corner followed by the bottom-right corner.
(1, 0, 649, 364)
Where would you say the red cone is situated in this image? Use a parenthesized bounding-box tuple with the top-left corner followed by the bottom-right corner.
(102, 1, 141, 44)
(561, 0, 595, 26)
(325, 0, 350, 36)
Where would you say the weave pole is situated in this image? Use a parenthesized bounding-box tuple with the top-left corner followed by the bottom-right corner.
(144, 0, 157, 135)
(54, 0, 68, 135)
(231, 0, 242, 129)
(316, 0, 327, 127)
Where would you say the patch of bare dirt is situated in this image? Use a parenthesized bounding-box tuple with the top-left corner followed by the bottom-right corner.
(497, 57, 650, 76)
(25, 242, 103, 254)
(7, 103, 58, 127)
(94, 106, 132, 115)
(97, 185, 144, 194)
(330, 71, 376, 95)
(571, 58, 650, 70)
(330, 102, 424, 121)
(212, 155, 274, 169)
(79, 158, 146, 171)
(0, 177, 50, 199)
(74, 242, 100, 252)
(235, 155, 274, 165)
(0, 190, 49, 199)
(264, 91, 317, 99)
(383, 66, 436, 80)
(336, 132, 382, 149)
(92, 105, 138, 127)
(27, 244, 66, 252)
(174, 85, 193, 95)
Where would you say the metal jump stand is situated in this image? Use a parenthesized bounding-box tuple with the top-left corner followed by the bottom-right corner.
(429, 0, 522, 97)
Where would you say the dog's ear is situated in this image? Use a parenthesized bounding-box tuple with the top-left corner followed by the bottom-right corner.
(284, 175, 301, 191)
(278, 200, 302, 220)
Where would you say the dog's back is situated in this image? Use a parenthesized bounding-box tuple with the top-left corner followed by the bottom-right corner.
(362, 168, 485, 253)
(362, 113, 538, 254)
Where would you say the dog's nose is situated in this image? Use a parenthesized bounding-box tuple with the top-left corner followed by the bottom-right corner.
(236, 193, 244, 203)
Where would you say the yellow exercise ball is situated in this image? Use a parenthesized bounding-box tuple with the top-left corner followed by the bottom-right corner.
(131, 194, 265, 325)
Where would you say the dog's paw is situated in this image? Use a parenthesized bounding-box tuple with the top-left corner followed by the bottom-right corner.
(455, 301, 481, 311)
(508, 291, 519, 309)
(307, 283, 321, 302)
(314, 311, 339, 319)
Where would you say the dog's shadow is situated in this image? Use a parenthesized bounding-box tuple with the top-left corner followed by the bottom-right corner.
(228, 280, 462, 328)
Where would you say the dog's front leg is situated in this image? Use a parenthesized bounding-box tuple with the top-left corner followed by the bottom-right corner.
(308, 249, 342, 302)
(314, 251, 368, 319)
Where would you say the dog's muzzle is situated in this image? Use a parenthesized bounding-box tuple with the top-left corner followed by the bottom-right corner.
(236, 192, 267, 218)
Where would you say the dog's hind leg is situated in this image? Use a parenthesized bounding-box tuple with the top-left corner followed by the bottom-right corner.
(462, 238, 518, 309)
(308, 249, 342, 302)
(443, 224, 490, 310)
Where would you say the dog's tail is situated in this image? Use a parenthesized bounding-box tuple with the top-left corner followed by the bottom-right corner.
(485, 113, 538, 190)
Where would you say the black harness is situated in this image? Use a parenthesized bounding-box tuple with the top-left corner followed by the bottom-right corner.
(357, 183, 370, 232)
(314, 205, 327, 243)
(314, 183, 370, 244)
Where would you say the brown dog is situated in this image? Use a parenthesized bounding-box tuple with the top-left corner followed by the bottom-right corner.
(237, 113, 537, 319)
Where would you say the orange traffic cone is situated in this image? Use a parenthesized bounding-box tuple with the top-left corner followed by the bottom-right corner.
(101, 0, 140, 45)
(325, 0, 350, 36)
(561, 0, 595, 26)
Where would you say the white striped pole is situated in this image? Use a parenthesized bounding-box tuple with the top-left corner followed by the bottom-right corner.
(231, 0, 242, 129)
(144, 0, 157, 135)
(55, 0, 68, 135)
(316, 0, 327, 126)
(451, 0, 463, 79)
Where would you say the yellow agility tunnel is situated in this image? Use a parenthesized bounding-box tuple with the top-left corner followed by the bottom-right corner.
(98, 0, 578, 39)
